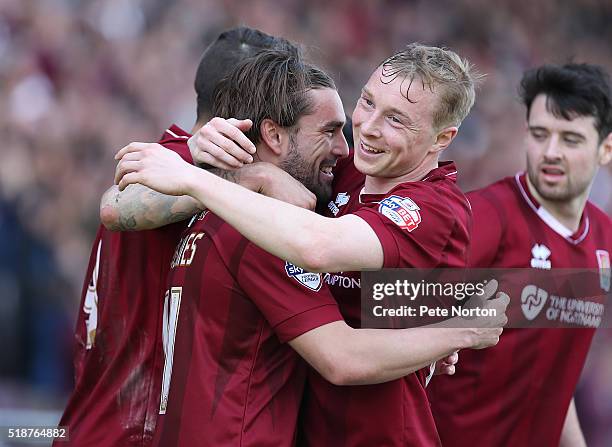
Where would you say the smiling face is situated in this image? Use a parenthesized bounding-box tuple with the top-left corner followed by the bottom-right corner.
(351, 66, 454, 191)
(525, 94, 608, 203)
(280, 87, 348, 203)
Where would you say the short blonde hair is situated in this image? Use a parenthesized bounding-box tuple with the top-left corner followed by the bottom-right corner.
(380, 43, 481, 130)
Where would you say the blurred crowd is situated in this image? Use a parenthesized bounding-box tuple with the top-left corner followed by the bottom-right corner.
(1, 0, 611, 443)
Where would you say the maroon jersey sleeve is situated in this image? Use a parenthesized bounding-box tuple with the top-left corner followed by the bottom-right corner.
(353, 185, 458, 268)
(466, 188, 504, 267)
(236, 243, 343, 343)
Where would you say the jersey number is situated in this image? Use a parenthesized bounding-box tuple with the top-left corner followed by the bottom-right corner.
(159, 287, 182, 414)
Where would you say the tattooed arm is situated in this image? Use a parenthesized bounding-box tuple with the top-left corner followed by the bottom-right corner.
(101, 162, 315, 231)
(100, 184, 203, 231)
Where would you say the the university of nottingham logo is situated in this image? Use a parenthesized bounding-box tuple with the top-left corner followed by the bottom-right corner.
(520, 285, 549, 320)
(596, 250, 610, 292)
(530, 244, 551, 270)
(328, 192, 350, 216)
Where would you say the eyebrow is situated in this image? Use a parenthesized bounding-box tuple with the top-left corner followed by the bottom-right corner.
(529, 126, 587, 140)
(361, 87, 414, 124)
(322, 120, 345, 129)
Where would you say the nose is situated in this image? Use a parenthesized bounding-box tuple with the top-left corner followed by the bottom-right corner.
(359, 112, 382, 139)
(542, 134, 562, 161)
(333, 130, 350, 158)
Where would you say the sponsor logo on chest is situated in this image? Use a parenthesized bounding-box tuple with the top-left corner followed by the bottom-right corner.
(519, 284, 604, 328)
(530, 243, 551, 270)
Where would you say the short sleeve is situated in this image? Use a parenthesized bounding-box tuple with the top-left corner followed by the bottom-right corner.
(237, 243, 343, 343)
(353, 191, 456, 268)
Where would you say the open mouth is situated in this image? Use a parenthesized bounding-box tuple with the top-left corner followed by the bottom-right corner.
(360, 141, 385, 155)
(319, 165, 335, 180)
(540, 166, 565, 176)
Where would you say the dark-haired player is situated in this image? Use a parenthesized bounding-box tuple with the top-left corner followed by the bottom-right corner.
(428, 63, 612, 447)
(56, 27, 293, 447)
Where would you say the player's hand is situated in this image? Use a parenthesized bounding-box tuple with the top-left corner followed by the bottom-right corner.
(242, 163, 317, 211)
(434, 351, 459, 376)
(451, 279, 509, 349)
(188, 117, 256, 170)
(114, 142, 199, 195)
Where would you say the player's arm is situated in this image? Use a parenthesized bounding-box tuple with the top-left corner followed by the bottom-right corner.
(115, 143, 383, 272)
(100, 184, 203, 231)
(559, 398, 586, 447)
(289, 320, 504, 386)
(103, 156, 316, 231)
(239, 244, 508, 386)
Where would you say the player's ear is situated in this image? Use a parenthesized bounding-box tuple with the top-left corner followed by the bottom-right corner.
(432, 126, 458, 154)
(598, 132, 612, 166)
(260, 119, 286, 156)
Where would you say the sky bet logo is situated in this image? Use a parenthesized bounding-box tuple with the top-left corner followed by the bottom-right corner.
(285, 262, 322, 291)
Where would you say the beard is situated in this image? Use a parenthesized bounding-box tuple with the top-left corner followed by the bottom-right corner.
(279, 137, 333, 206)
(526, 158, 590, 202)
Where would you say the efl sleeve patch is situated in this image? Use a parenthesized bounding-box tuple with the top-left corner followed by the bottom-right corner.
(378, 195, 421, 231)
(285, 262, 323, 291)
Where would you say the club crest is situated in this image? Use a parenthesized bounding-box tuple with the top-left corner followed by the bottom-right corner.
(596, 250, 610, 292)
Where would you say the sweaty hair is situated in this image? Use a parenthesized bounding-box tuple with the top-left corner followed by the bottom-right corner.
(212, 48, 336, 144)
(379, 43, 480, 130)
(194, 26, 292, 121)
(519, 63, 612, 142)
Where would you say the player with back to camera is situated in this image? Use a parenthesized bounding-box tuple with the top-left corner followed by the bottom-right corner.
(55, 27, 307, 447)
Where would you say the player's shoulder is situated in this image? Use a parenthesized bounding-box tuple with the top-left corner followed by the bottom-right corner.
(467, 174, 522, 213)
(386, 176, 461, 216)
(158, 124, 193, 163)
(467, 174, 518, 201)
(585, 201, 611, 224)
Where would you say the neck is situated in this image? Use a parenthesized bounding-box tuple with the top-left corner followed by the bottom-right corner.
(525, 176, 588, 233)
(363, 158, 439, 194)
(190, 120, 205, 134)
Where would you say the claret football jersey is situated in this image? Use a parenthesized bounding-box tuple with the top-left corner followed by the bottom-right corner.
(151, 211, 343, 447)
(57, 125, 193, 447)
(300, 155, 471, 447)
(428, 173, 612, 446)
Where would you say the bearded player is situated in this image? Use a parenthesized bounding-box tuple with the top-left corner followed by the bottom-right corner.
(56, 27, 297, 446)
(428, 63, 612, 446)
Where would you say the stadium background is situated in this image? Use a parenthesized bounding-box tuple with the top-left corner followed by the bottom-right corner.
(0, 0, 611, 444)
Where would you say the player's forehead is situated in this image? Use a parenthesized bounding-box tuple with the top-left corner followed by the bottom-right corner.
(529, 94, 598, 137)
(363, 65, 437, 120)
(300, 88, 345, 128)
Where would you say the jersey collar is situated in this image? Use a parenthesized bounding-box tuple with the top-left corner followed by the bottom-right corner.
(515, 172, 589, 244)
(162, 124, 191, 141)
(359, 161, 458, 204)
